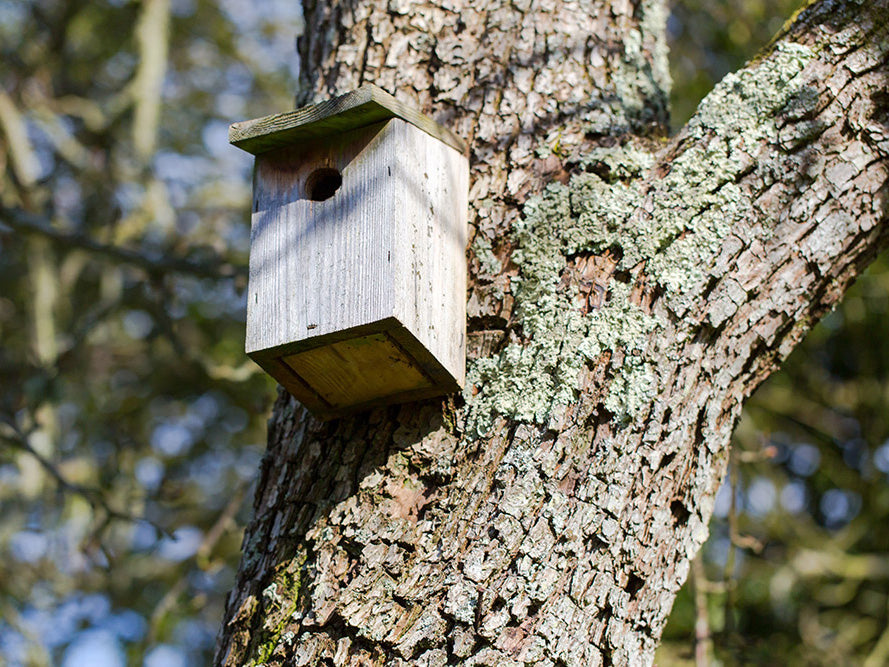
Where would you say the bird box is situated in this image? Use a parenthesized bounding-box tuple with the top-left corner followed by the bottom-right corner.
(230, 85, 468, 419)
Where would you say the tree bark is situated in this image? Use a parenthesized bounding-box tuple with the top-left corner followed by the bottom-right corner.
(216, 0, 889, 664)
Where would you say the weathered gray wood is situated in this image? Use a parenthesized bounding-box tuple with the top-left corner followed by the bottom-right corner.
(229, 84, 467, 156)
(243, 117, 468, 418)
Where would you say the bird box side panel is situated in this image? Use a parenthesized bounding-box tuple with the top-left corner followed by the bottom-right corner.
(245, 121, 398, 357)
(385, 120, 468, 389)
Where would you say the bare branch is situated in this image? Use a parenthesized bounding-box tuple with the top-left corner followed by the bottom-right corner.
(0, 89, 40, 188)
(0, 416, 173, 539)
(0, 207, 246, 280)
(132, 0, 171, 161)
(143, 482, 250, 648)
(692, 557, 713, 667)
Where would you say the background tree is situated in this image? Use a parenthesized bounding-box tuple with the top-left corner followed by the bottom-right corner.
(215, 0, 889, 665)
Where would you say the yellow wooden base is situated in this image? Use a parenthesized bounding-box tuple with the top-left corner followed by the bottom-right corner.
(281, 332, 435, 411)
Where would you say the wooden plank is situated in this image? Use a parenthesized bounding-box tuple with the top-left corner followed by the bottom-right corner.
(281, 332, 434, 408)
(229, 84, 467, 156)
(246, 118, 466, 388)
(387, 118, 468, 390)
(248, 317, 463, 419)
(246, 121, 398, 358)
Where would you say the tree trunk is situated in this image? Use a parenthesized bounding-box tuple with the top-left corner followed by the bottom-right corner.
(216, 0, 889, 664)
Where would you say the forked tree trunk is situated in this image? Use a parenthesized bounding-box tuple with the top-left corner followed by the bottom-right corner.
(216, 0, 889, 664)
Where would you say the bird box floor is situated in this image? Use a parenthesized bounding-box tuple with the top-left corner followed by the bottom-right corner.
(280, 332, 435, 409)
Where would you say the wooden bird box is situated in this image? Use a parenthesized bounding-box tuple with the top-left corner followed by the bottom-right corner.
(230, 85, 468, 419)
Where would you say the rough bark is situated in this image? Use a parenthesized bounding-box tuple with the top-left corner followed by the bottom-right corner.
(216, 0, 889, 665)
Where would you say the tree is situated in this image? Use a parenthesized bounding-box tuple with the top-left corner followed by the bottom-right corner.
(214, 0, 889, 664)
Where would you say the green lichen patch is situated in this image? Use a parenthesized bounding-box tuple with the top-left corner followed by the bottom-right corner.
(471, 234, 503, 278)
(464, 42, 816, 433)
(581, 42, 814, 294)
(642, 42, 816, 306)
(465, 169, 660, 433)
(247, 549, 308, 666)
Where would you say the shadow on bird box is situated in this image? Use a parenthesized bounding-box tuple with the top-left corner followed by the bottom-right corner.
(230, 85, 469, 419)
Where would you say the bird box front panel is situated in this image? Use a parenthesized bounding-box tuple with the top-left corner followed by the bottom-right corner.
(247, 120, 396, 355)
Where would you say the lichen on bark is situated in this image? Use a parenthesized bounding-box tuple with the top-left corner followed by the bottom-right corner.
(465, 41, 819, 431)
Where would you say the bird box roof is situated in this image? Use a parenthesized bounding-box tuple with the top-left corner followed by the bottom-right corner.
(229, 84, 467, 156)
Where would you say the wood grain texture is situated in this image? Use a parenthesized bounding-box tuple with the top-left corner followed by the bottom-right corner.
(229, 84, 467, 156)
(244, 117, 467, 417)
(283, 333, 434, 408)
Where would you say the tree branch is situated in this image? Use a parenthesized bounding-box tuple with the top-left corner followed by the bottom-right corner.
(132, 0, 171, 161)
(0, 416, 172, 538)
(0, 207, 246, 280)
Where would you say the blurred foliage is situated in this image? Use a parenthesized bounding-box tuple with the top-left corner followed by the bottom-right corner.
(660, 0, 889, 664)
(0, 0, 300, 663)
